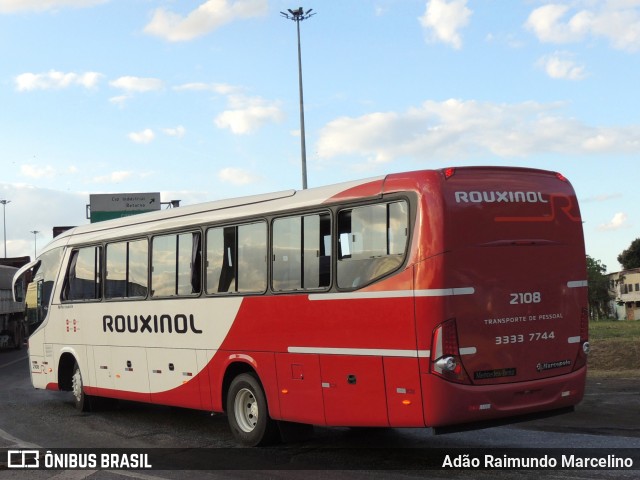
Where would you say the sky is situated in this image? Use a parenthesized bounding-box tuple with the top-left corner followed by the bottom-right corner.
(0, 0, 639, 273)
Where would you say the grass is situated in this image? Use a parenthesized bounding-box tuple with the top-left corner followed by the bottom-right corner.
(588, 319, 640, 378)
(589, 319, 640, 340)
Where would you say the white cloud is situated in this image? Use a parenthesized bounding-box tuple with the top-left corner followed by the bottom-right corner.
(144, 0, 268, 42)
(15, 70, 102, 91)
(537, 52, 587, 80)
(582, 193, 623, 203)
(418, 0, 472, 49)
(92, 171, 133, 184)
(20, 164, 56, 179)
(214, 95, 284, 134)
(109, 94, 130, 106)
(485, 32, 525, 49)
(525, 1, 640, 52)
(128, 129, 155, 144)
(316, 99, 640, 165)
(217, 167, 261, 185)
(174, 81, 280, 134)
(598, 212, 629, 231)
(110, 76, 164, 93)
(582, 133, 616, 151)
(0, 0, 107, 13)
(173, 82, 242, 95)
(525, 4, 578, 43)
(76, 71, 103, 88)
(162, 126, 186, 138)
(374, 6, 387, 17)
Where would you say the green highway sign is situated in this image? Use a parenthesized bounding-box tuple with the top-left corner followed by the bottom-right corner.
(89, 192, 161, 223)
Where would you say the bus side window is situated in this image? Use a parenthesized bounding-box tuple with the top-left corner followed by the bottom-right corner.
(151, 235, 176, 297)
(206, 226, 235, 293)
(388, 201, 409, 255)
(304, 213, 331, 289)
(151, 232, 201, 297)
(26, 247, 63, 320)
(105, 242, 127, 298)
(237, 222, 267, 293)
(189, 233, 202, 295)
(272, 213, 331, 292)
(106, 239, 148, 299)
(272, 216, 302, 291)
(206, 221, 266, 294)
(128, 239, 149, 297)
(177, 232, 201, 295)
(337, 201, 408, 289)
(64, 246, 102, 301)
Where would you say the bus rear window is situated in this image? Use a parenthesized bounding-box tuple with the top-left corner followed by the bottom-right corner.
(337, 200, 408, 289)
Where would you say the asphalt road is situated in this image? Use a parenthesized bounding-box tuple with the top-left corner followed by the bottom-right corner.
(1, 347, 638, 480)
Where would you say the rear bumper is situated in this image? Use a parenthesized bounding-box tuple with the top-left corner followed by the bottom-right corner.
(421, 367, 586, 428)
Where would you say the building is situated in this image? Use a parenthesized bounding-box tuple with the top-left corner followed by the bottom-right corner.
(608, 267, 640, 320)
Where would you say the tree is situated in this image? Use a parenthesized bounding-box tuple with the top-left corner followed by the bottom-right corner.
(617, 237, 640, 270)
(586, 255, 612, 320)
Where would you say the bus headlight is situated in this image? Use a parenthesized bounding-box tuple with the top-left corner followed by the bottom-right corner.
(582, 341, 590, 355)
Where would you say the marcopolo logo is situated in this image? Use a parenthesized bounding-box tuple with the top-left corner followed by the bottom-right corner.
(536, 359, 572, 372)
(455, 191, 549, 204)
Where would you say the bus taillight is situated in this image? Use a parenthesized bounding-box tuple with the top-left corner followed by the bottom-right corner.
(580, 307, 589, 342)
(444, 167, 456, 179)
(430, 319, 471, 384)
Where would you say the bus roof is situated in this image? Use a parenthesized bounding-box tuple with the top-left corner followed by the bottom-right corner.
(41, 166, 573, 253)
(49, 174, 388, 250)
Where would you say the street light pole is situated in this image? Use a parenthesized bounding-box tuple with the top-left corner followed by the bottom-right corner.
(0, 200, 10, 258)
(30, 230, 40, 259)
(281, 7, 316, 190)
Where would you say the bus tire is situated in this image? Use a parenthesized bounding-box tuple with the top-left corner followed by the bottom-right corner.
(226, 373, 279, 446)
(72, 362, 91, 412)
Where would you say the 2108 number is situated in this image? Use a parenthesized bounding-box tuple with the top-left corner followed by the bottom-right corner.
(510, 292, 541, 305)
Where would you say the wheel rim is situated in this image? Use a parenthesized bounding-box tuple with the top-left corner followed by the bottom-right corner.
(234, 387, 258, 433)
(72, 368, 83, 403)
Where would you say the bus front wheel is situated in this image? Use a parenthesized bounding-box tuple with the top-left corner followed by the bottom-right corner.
(226, 373, 278, 446)
(72, 362, 91, 412)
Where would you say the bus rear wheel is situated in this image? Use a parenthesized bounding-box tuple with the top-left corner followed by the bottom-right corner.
(226, 373, 278, 446)
(72, 362, 91, 412)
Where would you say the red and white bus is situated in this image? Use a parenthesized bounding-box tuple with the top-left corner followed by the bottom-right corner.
(14, 167, 589, 446)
